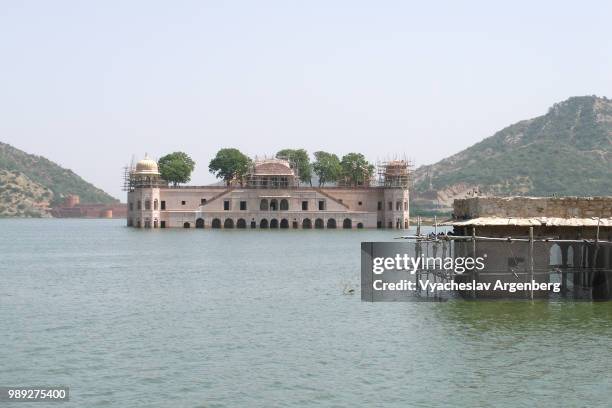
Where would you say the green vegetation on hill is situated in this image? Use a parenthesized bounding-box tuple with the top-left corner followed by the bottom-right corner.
(413, 96, 612, 203)
(0, 142, 117, 217)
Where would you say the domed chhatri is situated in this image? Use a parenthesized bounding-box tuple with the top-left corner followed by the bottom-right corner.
(135, 154, 160, 175)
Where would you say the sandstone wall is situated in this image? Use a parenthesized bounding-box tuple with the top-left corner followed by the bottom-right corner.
(454, 197, 612, 219)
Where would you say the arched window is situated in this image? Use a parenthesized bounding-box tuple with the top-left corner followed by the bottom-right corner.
(212, 218, 221, 228)
(237, 219, 247, 229)
(154, 199, 158, 210)
(260, 218, 269, 228)
(280, 199, 289, 210)
(183, 222, 190, 228)
(260, 199, 268, 211)
(270, 199, 278, 211)
(302, 218, 312, 229)
(280, 219, 289, 228)
(343, 218, 352, 229)
(327, 218, 337, 229)
(270, 219, 279, 228)
(196, 218, 204, 228)
(315, 218, 324, 229)
(224, 218, 234, 229)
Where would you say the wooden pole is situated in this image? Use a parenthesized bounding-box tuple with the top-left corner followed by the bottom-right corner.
(472, 227, 477, 299)
(396, 235, 612, 245)
(561, 244, 568, 296)
(529, 226, 534, 301)
(592, 217, 601, 294)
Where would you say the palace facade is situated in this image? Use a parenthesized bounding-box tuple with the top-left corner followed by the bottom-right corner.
(126, 155, 409, 229)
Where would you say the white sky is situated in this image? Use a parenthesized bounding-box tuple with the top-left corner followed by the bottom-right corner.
(1, 0, 611, 200)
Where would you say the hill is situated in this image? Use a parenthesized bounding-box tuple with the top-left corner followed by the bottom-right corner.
(0, 142, 117, 217)
(412, 96, 612, 211)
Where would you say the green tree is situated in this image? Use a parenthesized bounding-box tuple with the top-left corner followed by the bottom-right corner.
(340, 153, 375, 187)
(158, 152, 196, 186)
(276, 148, 312, 185)
(312, 151, 341, 187)
(208, 148, 251, 186)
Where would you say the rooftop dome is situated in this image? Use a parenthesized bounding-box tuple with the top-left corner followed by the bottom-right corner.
(252, 158, 294, 176)
(135, 154, 160, 175)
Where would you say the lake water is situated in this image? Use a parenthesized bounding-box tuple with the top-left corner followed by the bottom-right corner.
(1, 219, 612, 407)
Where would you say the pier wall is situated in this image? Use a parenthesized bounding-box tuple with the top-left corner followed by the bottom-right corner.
(454, 196, 612, 219)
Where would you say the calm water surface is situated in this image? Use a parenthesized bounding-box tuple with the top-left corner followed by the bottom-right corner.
(1, 219, 612, 407)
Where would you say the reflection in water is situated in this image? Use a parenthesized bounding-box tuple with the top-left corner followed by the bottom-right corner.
(432, 300, 612, 332)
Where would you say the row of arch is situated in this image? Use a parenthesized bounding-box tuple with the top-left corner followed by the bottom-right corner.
(548, 242, 612, 300)
(186, 218, 364, 229)
(259, 198, 289, 211)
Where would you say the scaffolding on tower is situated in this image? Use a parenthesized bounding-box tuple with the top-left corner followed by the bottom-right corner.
(376, 155, 412, 188)
(121, 155, 136, 192)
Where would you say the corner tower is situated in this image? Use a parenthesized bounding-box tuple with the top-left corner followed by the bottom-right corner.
(126, 154, 165, 228)
(380, 160, 410, 229)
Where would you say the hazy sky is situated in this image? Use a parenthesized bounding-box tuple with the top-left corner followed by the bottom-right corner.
(2, 0, 611, 200)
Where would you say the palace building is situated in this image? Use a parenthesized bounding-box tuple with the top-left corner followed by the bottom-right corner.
(126, 154, 409, 229)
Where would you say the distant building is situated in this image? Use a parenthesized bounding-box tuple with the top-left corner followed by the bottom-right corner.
(50, 194, 126, 218)
(126, 154, 410, 229)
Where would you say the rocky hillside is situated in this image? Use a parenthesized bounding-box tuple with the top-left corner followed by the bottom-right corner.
(0, 142, 117, 217)
(413, 96, 612, 210)
(0, 170, 53, 217)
